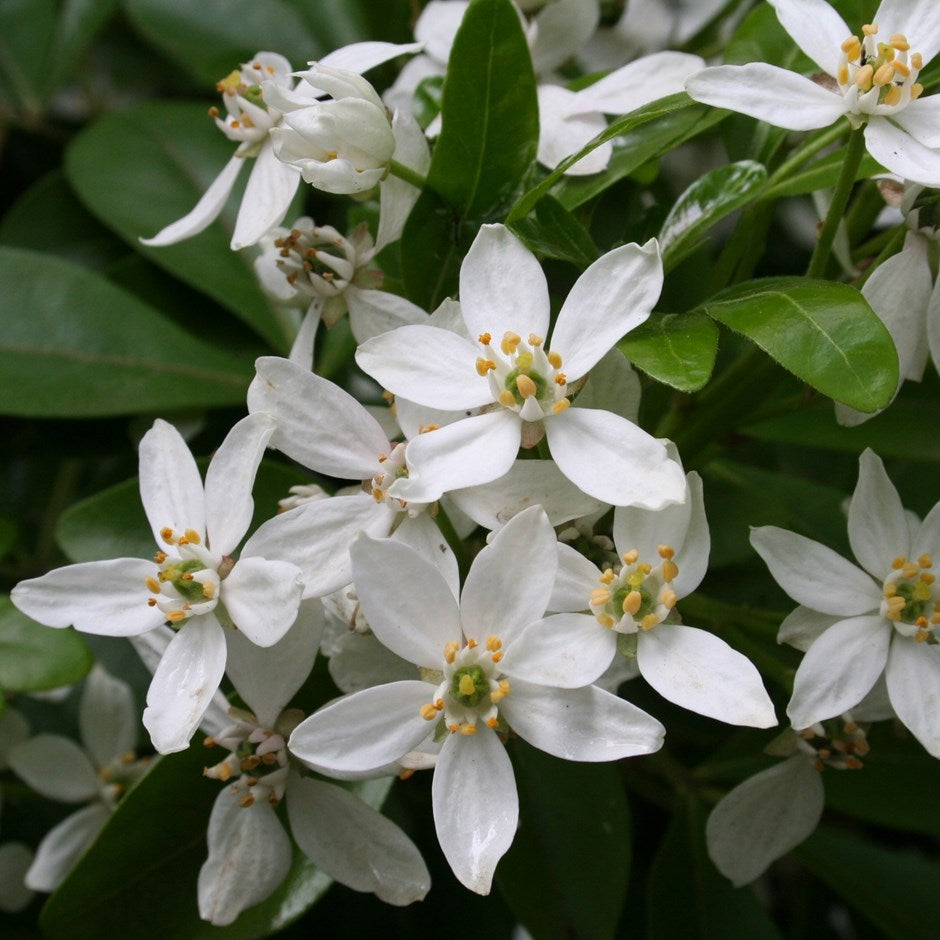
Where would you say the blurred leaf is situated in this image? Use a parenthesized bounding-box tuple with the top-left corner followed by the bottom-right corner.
(400, 188, 464, 310)
(0, 595, 92, 693)
(42, 0, 121, 98)
(428, 0, 539, 218)
(0, 0, 54, 114)
(619, 312, 718, 392)
(0, 518, 17, 563)
(65, 101, 293, 350)
(660, 161, 767, 271)
(0, 247, 253, 417)
(509, 195, 598, 268)
(699, 277, 898, 412)
(647, 799, 781, 939)
(798, 827, 940, 940)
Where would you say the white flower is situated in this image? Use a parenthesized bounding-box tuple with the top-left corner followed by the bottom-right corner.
(287, 506, 665, 894)
(8, 666, 149, 892)
(549, 467, 777, 727)
(356, 223, 686, 507)
(11, 415, 304, 754)
(198, 602, 430, 925)
(751, 448, 940, 756)
(685, 0, 940, 185)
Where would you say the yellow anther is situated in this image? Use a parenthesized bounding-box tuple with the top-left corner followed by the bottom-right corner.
(238, 793, 255, 808)
(547, 350, 563, 368)
(371, 487, 384, 502)
(182, 572, 194, 581)
(862, 23, 878, 35)
(641, 614, 660, 631)
(890, 33, 910, 51)
(892, 556, 907, 569)
(160, 527, 175, 544)
(838, 63, 850, 85)
(591, 587, 612, 606)
(912, 82, 924, 99)
(515, 350, 533, 371)
(444, 641, 460, 664)
(841, 35, 860, 55)
(490, 679, 511, 703)
(918, 554, 933, 568)
(662, 560, 679, 583)
(914, 581, 932, 601)
(552, 399, 571, 414)
(447, 723, 459, 733)
(147, 598, 157, 607)
(467, 638, 478, 648)
(202, 582, 216, 600)
(893, 59, 910, 77)
(491, 651, 503, 663)
(886, 596, 906, 612)
(501, 331, 521, 355)
(627, 571, 645, 589)
(622, 591, 642, 615)
(873, 62, 895, 86)
(458, 723, 477, 736)
(597, 613, 615, 629)
(854, 64, 874, 89)
(167, 610, 187, 623)
(145, 577, 161, 593)
(622, 549, 639, 565)
(902, 563, 919, 579)
(498, 389, 517, 408)
(883, 581, 897, 597)
(459, 674, 476, 696)
(216, 70, 243, 94)
(154, 551, 167, 564)
(485, 717, 499, 728)
(241, 755, 261, 771)
(419, 424, 440, 434)
(931, 613, 940, 625)
(230, 120, 241, 129)
(912, 52, 923, 69)
(883, 85, 903, 105)
(515, 374, 537, 398)
(528, 333, 544, 347)
(478, 332, 492, 345)
(600, 568, 615, 584)
(486, 636, 502, 652)
(476, 357, 496, 376)
(658, 545, 675, 560)
(662, 588, 678, 609)
(420, 703, 440, 721)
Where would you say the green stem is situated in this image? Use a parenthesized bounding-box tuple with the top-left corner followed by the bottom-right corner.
(388, 159, 427, 190)
(806, 125, 867, 278)
(760, 122, 847, 200)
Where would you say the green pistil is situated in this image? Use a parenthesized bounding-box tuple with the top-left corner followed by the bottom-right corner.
(451, 665, 489, 707)
(613, 582, 654, 619)
(162, 558, 208, 601)
(504, 367, 547, 405)
(895, 580, 930, 623)
(243, 84, 266, 109)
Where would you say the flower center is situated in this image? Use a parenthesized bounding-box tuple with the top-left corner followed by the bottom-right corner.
(209, 58, 286, 152)
(836, 23, 923, 114)
(144, 526, 221, 625)
(476, 331, 570, 428)
(880, 554, 940, 642)
(419, 636, 510, 735)
(589, 545, 679, 636)
(795, 715, 869, 771)
(272, 221, 360, 303)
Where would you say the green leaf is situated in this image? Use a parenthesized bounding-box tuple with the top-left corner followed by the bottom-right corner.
(0, 595, 92, 693)
(496, 739, 631, 940)
(0, 0, 54, 114)
(660, 161, 767, 271)
(427, 0, 539, 218)
(763, 150, 883, 199)
(798, 827, 940, 940)
(647, 799, 781, 939)
(0, 247, 253, 417)
(65, 101, 294, 351)
(400, 188, 464, 310)
(508, 194, 598, 268)
(42, 0, 121, 99)
(618, 312, 718, 392)
(699, 277, 898, 412)
(40, 745, 393, 938)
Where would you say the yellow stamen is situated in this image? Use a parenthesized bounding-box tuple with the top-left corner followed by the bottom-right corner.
(892, 556, 907, 569)
(160, 527, 174, 544)
(486, 717, 499, 728)
(554, 373, 567, 385)
(890, 34, 910, 51)
(547, 350, 563, 368)
(444, 641, 459, 664)
(918, 554, 933, 568)
(476, 357, 496, 375)
(912, 82, 924, 99)
(662, 589, 678, 609)
(552, 399, 571, 414)
(873, 62, 895, 86)
(498, 390, 517, 408)
(600, 568, 615, 584)
(623, 549, 638, 565)
(419, 423, 440, 434)
(420, 703, 439, 721)
(490, 679, 511, 703)
(145, 577, 161, 593)
(591, 587, 611, 606)
(893, 59, 910, 77)
(658, 545, 675, 560)
(167, 610, 187, 623)
(912, 53, 923, 69)
(622, 591, 642, 615)
(838, 63, 849, 85)
(515, 374, 537, 398)
(528, 334, 544, 347)
(486, 636, 502, 652)
(202, 582, 216, 600)
(641, 614, 659, 631)
(862, 23, 878, 36)
(597, 613, 615, 629)
(501, 331, 521, 355)
(662, 560, 679, 583)
(854, 64, 874, 89)
(458, 723, 477, 736)
(478, 332, 491, 345)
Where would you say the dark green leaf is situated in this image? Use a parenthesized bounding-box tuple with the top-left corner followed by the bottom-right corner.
(764, 150, 883, 199)
(0, 0, 54, 114)
(497, 739, 631, 940)
(0, 595, 92, 693)
(42, 0, 121, 99)
(65, 101, 294, 350)
(619, 312, 718, 392)
(0, 247, 253, 417)
(400, 188, 464, 310)
(508, 194, 598, 268)
(428, 0, 539, 218)
(660, 161, 767, 271)
(699, 277, 898, 412)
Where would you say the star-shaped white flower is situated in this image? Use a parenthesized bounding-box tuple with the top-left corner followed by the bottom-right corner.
(751, 448, 940, 756)
(356, 223, 686, 508)
(287, 506, 665, 894)
(685, 0, 940, 185)
(11, 415, 304, 754)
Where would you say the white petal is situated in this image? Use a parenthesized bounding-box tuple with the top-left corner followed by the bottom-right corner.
(872, 0, 940, 66)
(391, 513, 460, 599)
(142, 614, 227, 754)
(9, 734, 99, 802)
(432, 729, 517, 895)
(248, 356, 391, 479)
(848, 449, 910, 578)
(327, 629, 418, 694)
(288, 299, 321, 371)
(351, 534, 460, 668)
(243, 493, 395, 598)
(288, 681, 433, 774)
(549, 542, 600, 612)
(501, 680, 665, 760)
(138, 419, 205, 546)
(287, 774, 430, 904)
(395, 410, 521, 503)
(225, 597, 323, 726)
(777, 606, 839, 651)
(552, 239, 662, 380)
(504, 613, 615, 687)
(25, 803, 109, 893)
(375, 108, 430, 252)
(750, 526, 882, 614)
(139, 153, 244, 246)
(637, 625, 777, 727)
(865, 118, 940, 187)
(415, 1, 468, 63)
(204, 412, 276, 556)
(545, 407, 686, 508)
(766, 0, 850, 75)
(12, 558, 166, 636)
(198, 793, 291, 926)
(913, 499, 940, 559)
(529, 0, 599, 74)
(79, 665, 138, 769)
(318, 40, 426, 73)
(459, 224, 550, 342)
(231, 144, 301, 249)
(787, 614, 890, 728)
(685, 63, 847, 130)
(892, 95, 940, 149)
(885, 635, 940, 757)
(0, 842, 34, 911)
(222, 556, 304, 647)
(562, 347, 641, 423)
(706, 755, 823, 887)
(537, 85, 611, 174)
(345, 285, 428, 345)
(356, 324, 492, 409)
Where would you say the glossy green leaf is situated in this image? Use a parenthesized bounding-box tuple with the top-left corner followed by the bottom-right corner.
(647, 800, 781, 939)
(763, 149, 883, 199)
(496, 739, 631, 940)
(798, 827, 940, 940)
(65, 101, 293, 350)
(618, 312, 718, 392)
(43, 0, 121, 97)
(699, 277, 898, 412)
(400, 188, 464, 311)
(660, 161, 767, 271)
(0, 0, 54, 113)
(0, 595, 92, 693)
(427, 0, 539, 218)
(0, 247, 253, 417)
(508, 194, 598, 268)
